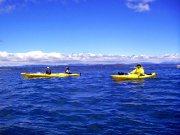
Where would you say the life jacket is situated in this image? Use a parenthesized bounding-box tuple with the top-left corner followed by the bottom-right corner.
(65, 70, 70, 74)
(131, 66, 144, 75)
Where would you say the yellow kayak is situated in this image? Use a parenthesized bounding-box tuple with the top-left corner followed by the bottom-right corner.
(21, 73, 81, 78)
(111, 73, 156, 81)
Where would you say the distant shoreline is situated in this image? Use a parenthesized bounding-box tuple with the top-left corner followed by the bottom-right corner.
(0, 69, 12, 70)
(0, 64, 178, 70)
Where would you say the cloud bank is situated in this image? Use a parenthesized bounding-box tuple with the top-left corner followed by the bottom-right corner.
(126, 0, 155, 12)
(0, 51, 179, 66)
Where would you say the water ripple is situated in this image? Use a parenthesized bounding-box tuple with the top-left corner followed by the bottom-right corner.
(0, 68, 180, 134)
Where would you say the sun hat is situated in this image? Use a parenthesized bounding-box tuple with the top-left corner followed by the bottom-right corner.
(137, 63, 141, 66)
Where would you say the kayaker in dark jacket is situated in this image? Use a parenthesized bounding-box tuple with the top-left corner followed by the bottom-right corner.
(46, 67, 51, 74)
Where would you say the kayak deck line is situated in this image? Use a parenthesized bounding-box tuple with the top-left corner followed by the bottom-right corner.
(111, 73, 156, 81)
(21, 73, 81, 78)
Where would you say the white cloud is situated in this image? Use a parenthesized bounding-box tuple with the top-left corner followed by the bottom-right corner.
(0, 0, 17, 13)
(0, 51, 179, 66)
(0, 1, 16, 14)
(0, 0, 86, 13)
(127, 2, 149, 12)
(126, 0, 155, 12)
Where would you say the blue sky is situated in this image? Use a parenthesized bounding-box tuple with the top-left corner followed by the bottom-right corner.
(0, 0, 180, 66)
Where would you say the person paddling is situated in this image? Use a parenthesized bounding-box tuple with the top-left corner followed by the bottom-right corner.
(130, 63, 144, 76)
(46, 67, 51, 74)
(65, 67, 71, 74)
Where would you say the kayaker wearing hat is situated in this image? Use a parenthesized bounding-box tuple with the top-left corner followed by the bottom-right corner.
(46, 67, 51, 74)
(65, 67, 71, 74)
(130, 63, 144, 75)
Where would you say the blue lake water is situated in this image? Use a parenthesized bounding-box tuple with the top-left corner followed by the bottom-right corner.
(0, 67, 180, 135)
